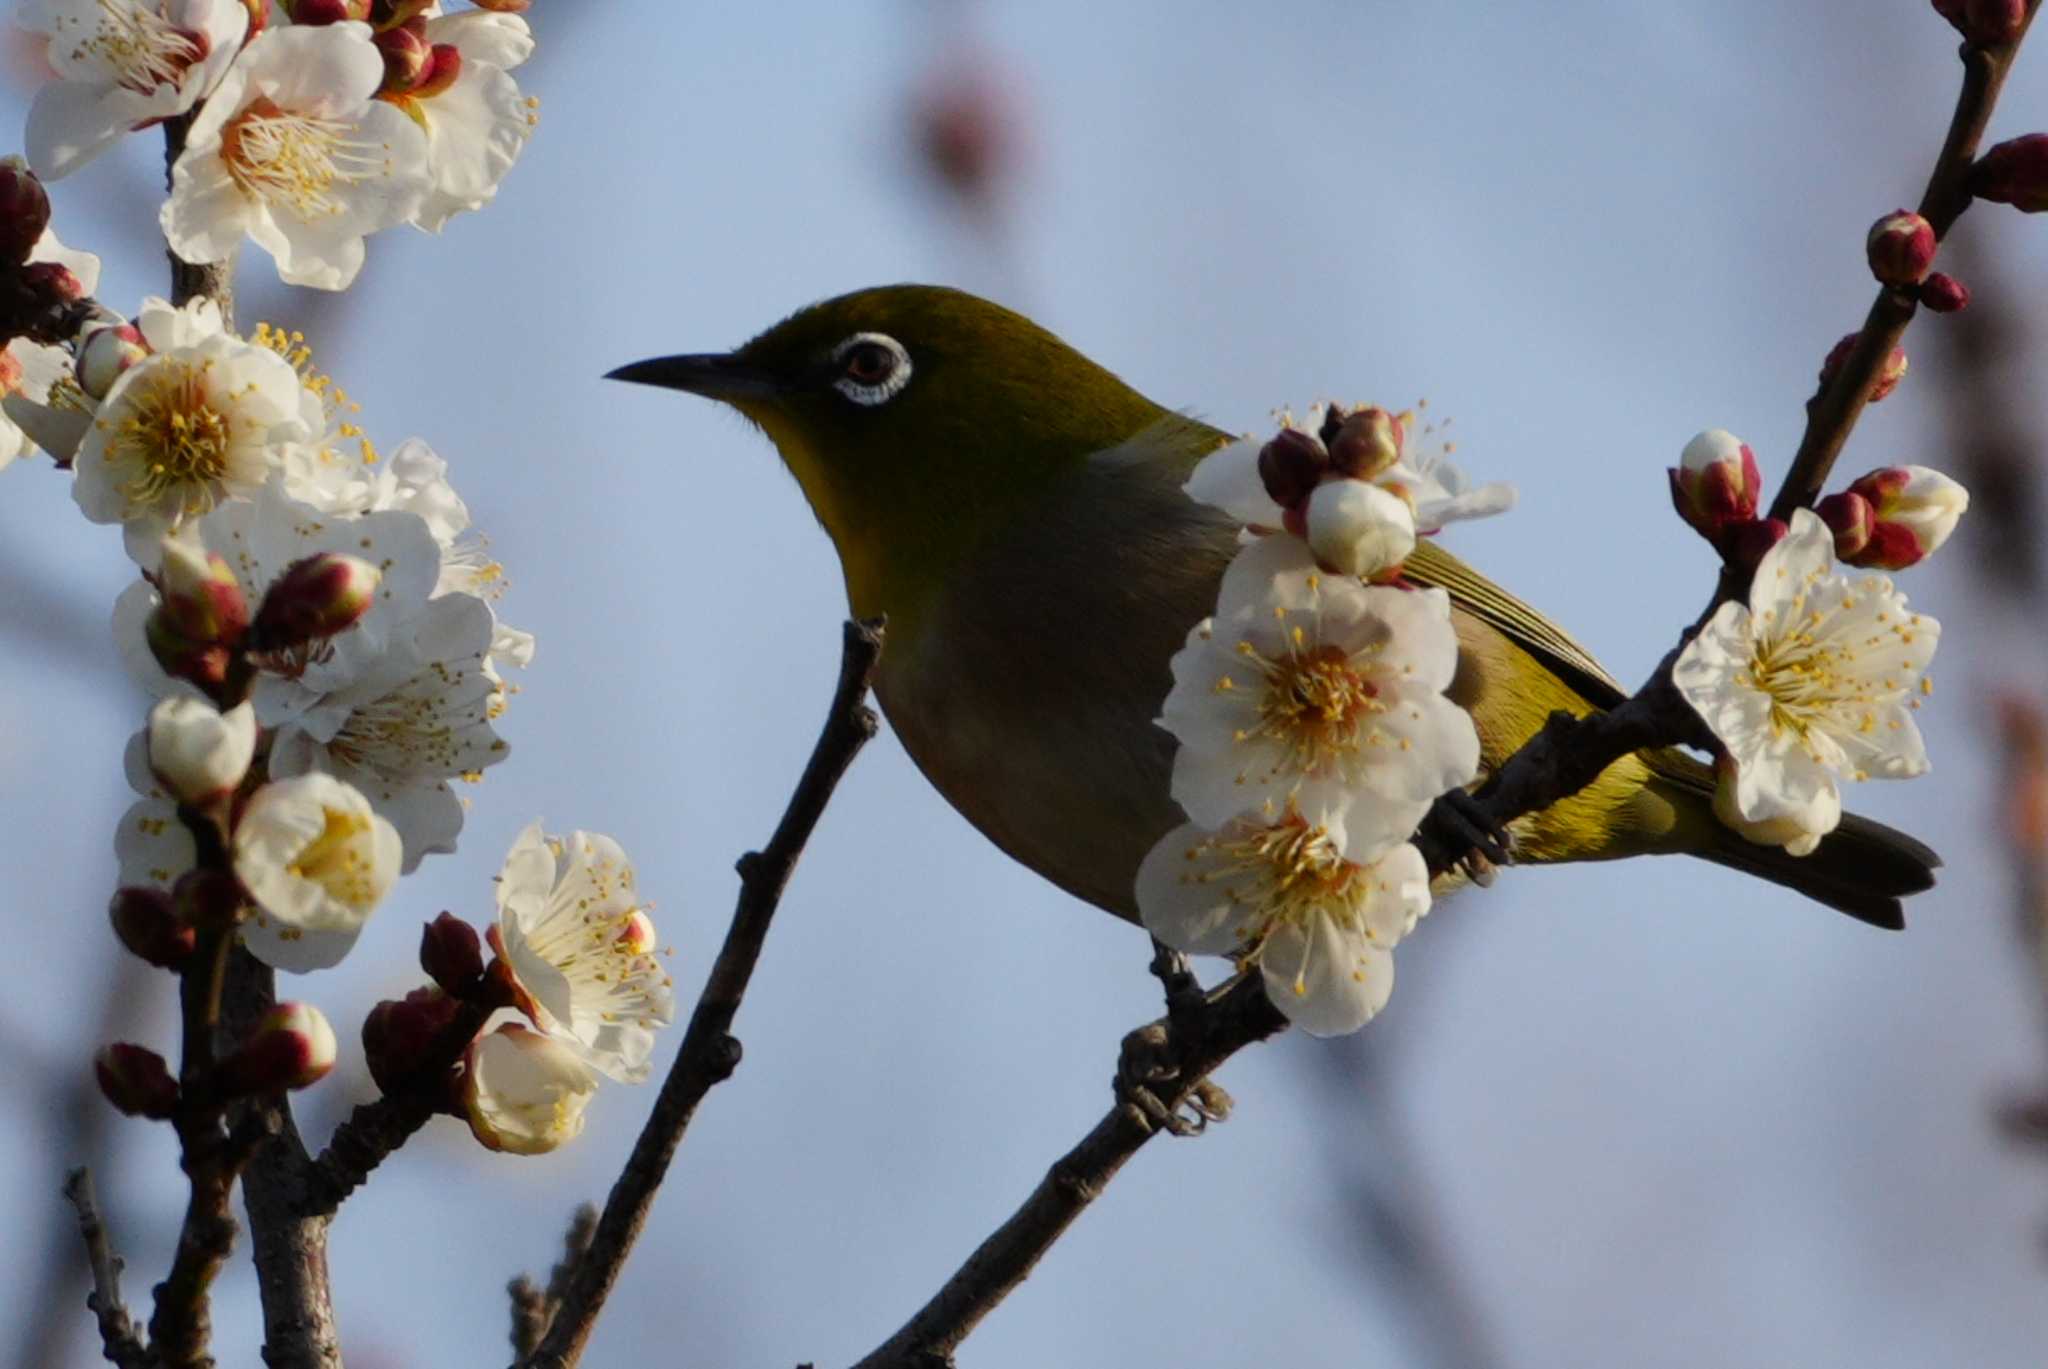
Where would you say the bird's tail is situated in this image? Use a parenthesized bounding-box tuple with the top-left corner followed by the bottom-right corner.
(1640, 750, 1940, 930)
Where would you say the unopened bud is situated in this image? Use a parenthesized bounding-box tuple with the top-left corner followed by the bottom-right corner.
(375, 20, 431, 93)
(157, 537, 249, 646)
(1818, 334, 1908, 403)
(147, 696, 257, 805)
(109, 886, 195, 968)
(252, 553, 380, 649)
(285, 0, 367, 21)
(411, 43, 463, 99)
(0, 156, 50, 265)
(241, 0, 271, 35)
(1971, 133, 2048, 213)
(20, 260, 82, 304)
(219, 1002, 337, 1094)
(1668, 428, 1763, 551)
(1256, 427, 1326, 511)
(146, 609, 234, 694)
(1841, 465, 1969, 569)
(1918, 272, 1970, 312)
(172, 867, 244, 930)
(370, 0, 432, 26)
(363, 986, 464, 1097)
(1964, 0, 2026, 43)
(471, 0, 530, 10)
(420, 912, 485, 995)
(75, 322, 149, 400)
(1304, 478, 1417, 580)
(1815, 491, 1875, 561)
(1327, 406, 1403, 480)
(1726, 517, 1790, 574)
(96, 1043, 179, 1119)
(1866, 210, 1936, 287)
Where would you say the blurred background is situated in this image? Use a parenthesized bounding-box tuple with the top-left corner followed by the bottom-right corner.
(6, 2, 2048, 1365)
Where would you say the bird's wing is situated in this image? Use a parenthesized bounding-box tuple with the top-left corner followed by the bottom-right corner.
(1404, 540, 1630, 710)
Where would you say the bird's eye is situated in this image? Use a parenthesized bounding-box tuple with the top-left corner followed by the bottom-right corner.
(830, 332, 913, 407)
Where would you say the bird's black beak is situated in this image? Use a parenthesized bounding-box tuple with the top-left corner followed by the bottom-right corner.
(604, 352, 790, 401)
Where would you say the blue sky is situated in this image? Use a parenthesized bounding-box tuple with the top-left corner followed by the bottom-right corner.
(5, 3, 2048, 1365)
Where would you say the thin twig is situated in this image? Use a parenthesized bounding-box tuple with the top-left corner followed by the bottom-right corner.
(508, 1204, 600, 1358)
(63, 1168, 152, 1369)
(518, 618, 886, 1369)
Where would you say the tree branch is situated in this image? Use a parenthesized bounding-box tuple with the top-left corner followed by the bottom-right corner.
(63, 1167, 152, 1369)
(518, 617, 886, 1369)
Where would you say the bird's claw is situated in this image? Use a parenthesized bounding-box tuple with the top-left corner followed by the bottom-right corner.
(1114, 1021, 1232, 1137)
(1418, 788, 1514, 880)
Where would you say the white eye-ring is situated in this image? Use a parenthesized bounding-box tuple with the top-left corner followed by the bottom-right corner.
(831, 332, 913, 407)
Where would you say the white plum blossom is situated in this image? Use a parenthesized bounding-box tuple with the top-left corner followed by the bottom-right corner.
(1184, 432, 1284, 529)
(72, 296, 308, 557)
(491, 823, 674, 1082)
(113, 483, 511, 868)
(115, 794, 194, 890)
(1161, 534, 1479, 855)
(146, 694, 256, 802)
(232, 771, 401, 972)
(1137, 810, 1431, 1036)
(161, 22, 431, 289)
(1375, 406, 1516, 534)
(464, 1022, 599, 1155)
(0, 229, 104, 468)
(400, 9, 538, 231)
(1675, 509, 1938, 857)
(1303, 478, 1416, 580)
(22, 0, 248, 178)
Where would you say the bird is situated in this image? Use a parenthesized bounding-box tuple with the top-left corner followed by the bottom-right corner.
(609, 284, 1938, 930)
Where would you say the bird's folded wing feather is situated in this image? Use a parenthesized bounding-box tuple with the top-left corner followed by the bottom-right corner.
(1404, 540, 1629, 710)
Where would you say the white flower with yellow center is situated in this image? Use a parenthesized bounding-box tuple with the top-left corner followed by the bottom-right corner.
(1137, 809, 1430, 1036)
(463, 1022, 600, 1155)
(397, 9, 538, 232)
(0, 228, 103, 468)
(1160, 534, 1479, 855)
(232, 771, 401, 972)
(71, 300, 307, 556)
(22, 0, 248, 178)
(1374, 404, 1515, 534)
(161, 22, 430, 289)
(490, 822, 673, 1083)
(1675, 509, 1938, 856)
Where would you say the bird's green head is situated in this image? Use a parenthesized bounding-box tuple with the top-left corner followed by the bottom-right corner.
(610, 284, 1172, 626)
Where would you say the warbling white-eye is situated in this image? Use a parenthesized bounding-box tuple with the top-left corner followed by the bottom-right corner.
(611, 285, 1936, 928)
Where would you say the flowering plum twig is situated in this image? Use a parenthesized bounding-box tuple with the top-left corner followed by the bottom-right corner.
(518, 617, 885, 1369)
(844, 11, 2044, 1365)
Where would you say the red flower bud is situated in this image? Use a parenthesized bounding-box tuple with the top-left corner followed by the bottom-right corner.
(1866, 210, 1936, 287)
(146, 609, 235, 694)
(1256, 427, 1327, 511)
(96, 1043, 179, 1119)
(156, 538, 249, 646)
(110, 886, 196, 968)
(1818, 334, 1908, 403)
(1971, 134, 2048, 213)
(285, 0, 367, 21)
(1327, 406, 1403, 480)
(420, 912, 485, 995)
(363, 986, 465, 1098)
(374, 19, 431, 93)
(471, 0, 530, 10)
(1841, 465, 1969, 569)
(252, 552, 380, 649)
(370, 0, 432, 26)
(1669, 429, 1763, 552)
(1815, 491, 1875, 560)
(0, 156, 50, 266)
(219, 1002, 337, 1094)
(20, 260, 82, 304)
(1918, 272, 1970, 312)
(411, 44, 463, 100)
(1726, 517, 1790, 574)
(1964, 0, 2025, 43)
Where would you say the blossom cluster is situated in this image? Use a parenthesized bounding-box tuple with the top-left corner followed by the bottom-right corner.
(1137, 404, 1511, 1036)
(1668, 426, 1966, 860)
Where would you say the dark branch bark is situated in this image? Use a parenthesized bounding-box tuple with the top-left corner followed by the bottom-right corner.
(518, 618, 886, 1369)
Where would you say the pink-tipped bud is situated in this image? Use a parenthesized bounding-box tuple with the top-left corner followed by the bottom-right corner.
(285, 0, 367, 21)
(411, 43, 463, 99)
(219, 1002, 337, 1094)
(0, 156, 50, 266)
(157, 538, 250, 646)
(374, 20, 431, 93)
(74, 322, 149, 401)
(1818, 334, 1908, 403)
(420, 912, 485, 995)
(1971, 134, 2048, 213)
(1726, 517, 1790, 575)
(1918, 272, 1970, 312)
(146, 610, 234, 694)
(147, 696, 257, 805)
(96, 1043, 178, 1119)
(1840, 465, 1969, 569)
(1866, 210, 1936, 287)
(1669, 429, 1763, 551)
(615, 908, 658, 956)
(1327, 406, 1403, 480)
(363, 986, 465, 1099)
(109, 886, 195, 969)
(252, 553, 380, 649)
(1256, 427, 1327, 511)
(1815, 490, 1876, 560)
